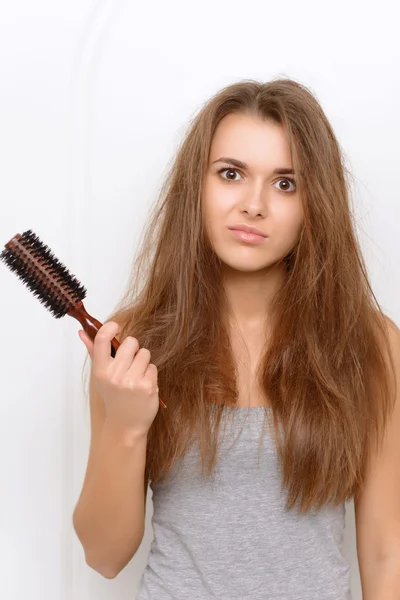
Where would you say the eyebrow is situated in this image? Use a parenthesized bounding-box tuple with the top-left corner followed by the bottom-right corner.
(210, 157, 295, 175)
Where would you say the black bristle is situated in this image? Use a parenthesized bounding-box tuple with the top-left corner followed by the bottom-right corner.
(0, 229, 87, 319)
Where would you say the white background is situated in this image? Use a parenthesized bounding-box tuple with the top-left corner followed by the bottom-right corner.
(0, 1, 399, 599)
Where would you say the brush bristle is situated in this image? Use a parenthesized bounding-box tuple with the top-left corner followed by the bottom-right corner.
(0, 229, 87, 319)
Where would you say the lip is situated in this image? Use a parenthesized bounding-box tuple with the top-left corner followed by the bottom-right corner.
(227, 224, 267, 237)
(228, 229, 266, 244)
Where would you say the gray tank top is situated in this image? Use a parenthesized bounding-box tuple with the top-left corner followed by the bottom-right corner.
(136, 406, 352, 599)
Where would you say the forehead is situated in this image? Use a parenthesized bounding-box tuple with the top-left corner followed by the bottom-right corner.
(209, 113, 293, 170)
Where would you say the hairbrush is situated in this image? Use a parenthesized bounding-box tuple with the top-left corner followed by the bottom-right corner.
(0, 229, 167, 409)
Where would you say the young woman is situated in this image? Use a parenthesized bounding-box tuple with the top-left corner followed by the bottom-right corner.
(73, 78, 400, 599)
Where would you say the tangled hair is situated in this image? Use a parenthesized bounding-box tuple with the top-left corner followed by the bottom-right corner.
(81, 77, 397, 515)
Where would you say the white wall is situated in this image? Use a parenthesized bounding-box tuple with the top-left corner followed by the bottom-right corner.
(0, 1, 399, 599)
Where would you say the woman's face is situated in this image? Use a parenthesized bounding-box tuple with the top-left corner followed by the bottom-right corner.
(202, 112, 304, 273)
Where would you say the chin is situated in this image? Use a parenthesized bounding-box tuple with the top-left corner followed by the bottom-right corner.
(220, 259, 275, 273)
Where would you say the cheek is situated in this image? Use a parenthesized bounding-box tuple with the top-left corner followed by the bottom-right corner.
(202, 188, 231, 229)
(291, 203, 304, 237)
(274, 200, 303, 232)
(202, 193, 221, 239)
(268, 206, 304, 251)
(286, 206, 303, 232)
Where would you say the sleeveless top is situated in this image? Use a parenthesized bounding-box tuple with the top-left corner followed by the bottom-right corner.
(136, 406, 352, 600)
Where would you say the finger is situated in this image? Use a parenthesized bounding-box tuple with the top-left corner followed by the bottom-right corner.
(112, 336, 140, 374)
(78, 330, 94, 358)
(145, 362, 158, 387)
(93, 321, 121, 371)
(128, 347, 152, 378)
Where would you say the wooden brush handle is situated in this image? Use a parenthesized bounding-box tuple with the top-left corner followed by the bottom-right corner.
(68, 300, 167, 408)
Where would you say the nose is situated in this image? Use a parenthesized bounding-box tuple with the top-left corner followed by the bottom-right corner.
(241, 183, 267, 217)
(241, 201, 265, 219)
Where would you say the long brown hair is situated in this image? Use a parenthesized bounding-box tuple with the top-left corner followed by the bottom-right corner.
(81, 77, 397, 515)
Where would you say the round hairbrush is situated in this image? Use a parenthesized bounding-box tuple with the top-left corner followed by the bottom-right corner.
(0, 229, 167, 409)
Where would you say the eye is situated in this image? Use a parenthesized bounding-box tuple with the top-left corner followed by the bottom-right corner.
(217, 168, 296, 193)
(273, 177, 296, 193)
(218, 167, 243, 182)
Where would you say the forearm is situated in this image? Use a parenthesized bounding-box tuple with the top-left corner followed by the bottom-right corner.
(73, 422, 148, 576)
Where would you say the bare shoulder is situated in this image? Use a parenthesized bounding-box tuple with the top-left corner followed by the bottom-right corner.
(381, 314, 400, 368)
(383, 313, 400, 334)
(354, 312, 400, 565)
